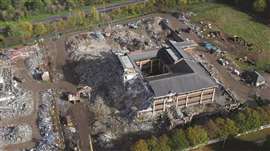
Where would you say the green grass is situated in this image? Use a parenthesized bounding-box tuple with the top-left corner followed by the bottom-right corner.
(188, 3, 270, 70)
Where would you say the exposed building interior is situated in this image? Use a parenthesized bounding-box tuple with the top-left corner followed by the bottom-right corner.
(118, 40, 218, 117)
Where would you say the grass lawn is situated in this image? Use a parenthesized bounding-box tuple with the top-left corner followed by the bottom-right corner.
(188, 2, 270, 70)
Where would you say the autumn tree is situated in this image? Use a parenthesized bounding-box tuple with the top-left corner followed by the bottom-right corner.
(187, 126, 209, 146)
(204, 119, 219, 139)
(18, 21, 33, 40)
(233, 108, 262, 132)
(33, 23, 47, 36)
(89, 6, 100, 23)
(131, 139, 149, 151)
(253, 0, 267, 12)
(169, 129, 189, 150)
(158, 134, 171, 151)
(147, 136, 159, 151)
(214, 118, 239, 139)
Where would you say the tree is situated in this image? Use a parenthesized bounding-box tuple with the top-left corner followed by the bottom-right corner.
(214, 118, 239, 139)
(158, 134, 171, 151)
(244, 108, 262, 130)
(32, 0, 44, 11)
(67, 15, 77, 27)
(18, 21, 33, 40)
(145, 0, 156, 12)
(233, 108, 262, 132)
(204, 119, 219, 139)
(131, 139, 149, 151)
(33, 23, 47, 36)
(253, 0, 267, 12)
(0, 0, 12, 10)
(72, 10, 86, 26)
(147, 136, 159, 151)
(179, 0, 188, 5)
(169, 129, 189, 150)
(187, 126, 209, 146)
(224, 118, 239, 136)
(89, 6, 100, 22)
(5, 23, 21, 37)
(0, 35, 5, 47)
(256, 107, 270, 125)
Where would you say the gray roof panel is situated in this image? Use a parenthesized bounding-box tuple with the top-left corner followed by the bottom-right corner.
(128, 50, 158, 61)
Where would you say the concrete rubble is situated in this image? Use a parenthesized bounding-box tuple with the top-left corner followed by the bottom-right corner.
(23, 44, 49, 81)
(30, 90, 63, 151)
(0, 124, 32, 148)
(0, 61, 33, 120)
(65, 28, 156, 148)
(105, 17, 166, 52)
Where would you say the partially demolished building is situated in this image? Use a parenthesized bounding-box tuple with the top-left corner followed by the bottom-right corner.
(117, 40, 217, 117)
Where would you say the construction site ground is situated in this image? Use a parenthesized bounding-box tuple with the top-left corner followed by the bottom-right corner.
(165, 15, 270, 102)
(2, 12, 270, 151)
(2, 36, 79, 150)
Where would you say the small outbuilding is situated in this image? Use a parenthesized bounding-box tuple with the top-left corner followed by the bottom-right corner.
(241, 71, 266, 87)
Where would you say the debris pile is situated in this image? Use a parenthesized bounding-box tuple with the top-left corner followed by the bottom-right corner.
(144, 17, 167, 45)
(65, 33, 154, 149)
(34, 90, 63, 151)
(66, 32, 111, 61)
(111, 28, 153, 51)
(0, 65, 33, 119)
(107, 17, 165, 52)
(24, 44, 49, 81)
(0, 124, 32, 147)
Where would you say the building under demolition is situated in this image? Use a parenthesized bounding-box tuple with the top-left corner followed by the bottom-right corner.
(117, 40, 217, 117)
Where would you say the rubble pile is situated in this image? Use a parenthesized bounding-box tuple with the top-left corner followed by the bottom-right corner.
(108, 19, 160, 51)
(65, 34, 154, 148)
(143, 17, 167, 45)
(0, 124, 32, 147)
(24, 45, 47, 79)
(25, 46, 45, 74)
(34, 90, 62, 151)
(111, 29, 152, 51)
(66, 32, 111, 62)
(89, 97, 153, 148)
(4, 44, 40, 61)
(0, 66, 33, 119)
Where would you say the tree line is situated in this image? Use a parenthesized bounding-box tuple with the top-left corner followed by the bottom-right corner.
(131, 105, 270, 151)
(0, 0, 118, 21)
(0, 2, 150, 47)
(0, 0, 184, 47)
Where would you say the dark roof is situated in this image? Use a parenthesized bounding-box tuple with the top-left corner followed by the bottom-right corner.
(147, 72, 216, 97)
(127, 40, 217, 97)
(245, 71, 265, 84)
(146, 59, 217, 97)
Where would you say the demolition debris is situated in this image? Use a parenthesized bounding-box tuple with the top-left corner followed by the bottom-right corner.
(0, 124, 32, 148)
